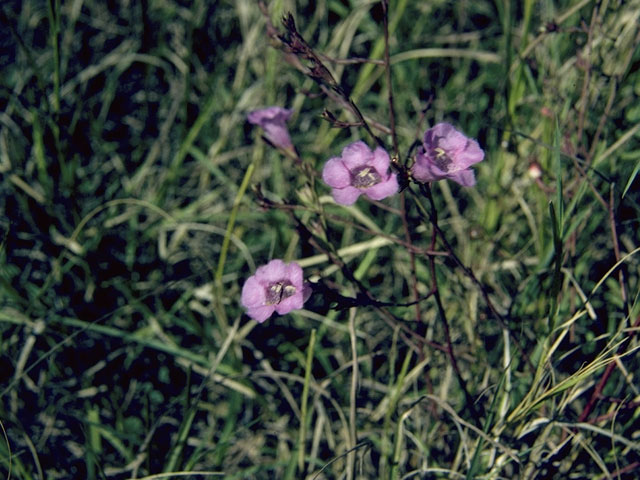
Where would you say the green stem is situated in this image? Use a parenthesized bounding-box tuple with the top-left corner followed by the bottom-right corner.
(298, 328, 316, 473)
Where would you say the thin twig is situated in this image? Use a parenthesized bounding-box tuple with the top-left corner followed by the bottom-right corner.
(400, 192, 421, 324)
(422, 183, 482, 424)
(320, 87, 393, 135)
(294, 216, 446, 355)
(257, 194, 445, 257)
(347, 309, 358, 480)
(586, 78, 617, 164)
(317, 52, 385, 65)
(381, 0, 399, 159)
(575, 4, 598, 151)
(578, 315, 640, 422)
(607, 185, 628, 307)
(414, 184, 535, 373)
(264, 8, 386, 149)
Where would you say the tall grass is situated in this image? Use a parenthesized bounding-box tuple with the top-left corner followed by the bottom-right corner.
(1, 0, 639, 479)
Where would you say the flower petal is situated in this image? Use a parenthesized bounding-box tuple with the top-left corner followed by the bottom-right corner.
(322, 158, 351, 188)
(340, 141, 372, 169)
(247, 305, 276, 323)
(241, 276, 266, 308)
(448, 168, 476, 186)
(436, 125, 469, 153)
(412, 152, 446, 182)
(255, 259, 287, 283)
(365, 174, 398, 200)
(275, 292, 304, 314)
(302, 283, 313, 303)
(331, 186, 362, 205)
(370, 147, 391, 175)
(423, 123, 455, 147)
(452, 139, 484, 169)
(283, 262, 304, 288)
(247, 107, 293, 149)
(247, 107, 292, 125)
(262, 122, 293, 149)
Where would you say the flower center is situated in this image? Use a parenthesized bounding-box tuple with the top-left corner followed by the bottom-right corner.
(265, 281, 297, 305)
(432, 147, 452, 172)
(351, 166, 382, 188)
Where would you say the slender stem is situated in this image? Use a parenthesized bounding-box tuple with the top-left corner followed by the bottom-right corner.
(298, 328, 317, 473)
(578, 315, 640, 422)
(422, 184, 481, 424)
(347, 309, 358, 480)
(587, 78, 617, 163)
(400, 192, 421, 323)
(382, 0, 399, 159)
(347, 98, 386, 149)
(413, 184, 534, 372)
(266, 7, 387, 150)
(608, 185, 628, 308)
(318, 52, 385, 65)
(576, 4, 598, 151)
(47, 0, 65, 185)
(48, 0, 61, 114)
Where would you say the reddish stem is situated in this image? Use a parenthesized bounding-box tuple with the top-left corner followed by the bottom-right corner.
(578, 315, 640, 422)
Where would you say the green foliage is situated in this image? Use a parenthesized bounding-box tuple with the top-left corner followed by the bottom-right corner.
(1, 0, 639, 479)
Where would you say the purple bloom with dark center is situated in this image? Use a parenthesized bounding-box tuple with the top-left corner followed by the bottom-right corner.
(411, 123, 484, 187)
(247, 107, 294, 150)
(322, 141, 399, 205)
(241, 259, 306, 322)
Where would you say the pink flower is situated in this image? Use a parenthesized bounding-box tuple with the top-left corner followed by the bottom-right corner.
(322, 141, 399, 205)
(411, 123, 484, 187)
(241, 259, 307, 322)
(247, 107, 294, 150)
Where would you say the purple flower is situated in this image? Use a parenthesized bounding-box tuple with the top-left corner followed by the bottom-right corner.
(247, 107, 294, 150)
(322, 141, 399, 205)
(241, 259, 307, 322)
(411, 123, 484, 187)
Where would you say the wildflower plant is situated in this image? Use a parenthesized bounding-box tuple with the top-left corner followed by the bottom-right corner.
(235, 1, 640, 478)
(242, 0, 493, 467)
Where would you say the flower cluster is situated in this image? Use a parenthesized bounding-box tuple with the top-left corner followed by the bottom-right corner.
(244, 106, 485, 321)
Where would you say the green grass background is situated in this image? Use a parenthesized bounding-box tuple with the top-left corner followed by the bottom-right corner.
(1, 0, 639, 478)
